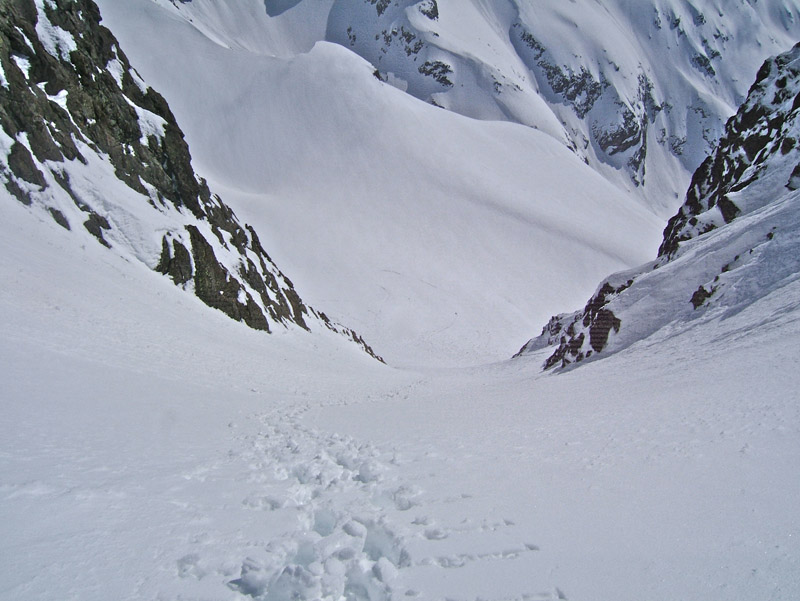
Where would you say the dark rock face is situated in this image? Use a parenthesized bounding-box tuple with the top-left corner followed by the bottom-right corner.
(419, 0, 438, 21)
(513, 27, 605, 120)
(511, 25, 662, 187)
(660, 42, 800, 258)
(418, 60, 453, 87)
(0, 0, 382, 362)
(518, 279, 630, 370)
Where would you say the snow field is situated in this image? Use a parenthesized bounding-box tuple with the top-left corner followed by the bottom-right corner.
(3, 1, 800, 599)
(2, 192, 799, 600)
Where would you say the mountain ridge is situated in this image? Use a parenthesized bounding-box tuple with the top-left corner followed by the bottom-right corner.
(0, 0, 382, 361)
(155, 0, 800, 215)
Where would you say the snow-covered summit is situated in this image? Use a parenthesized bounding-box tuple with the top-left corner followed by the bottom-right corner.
(517, 41, 800, 370)
(0, 0, 381, 360)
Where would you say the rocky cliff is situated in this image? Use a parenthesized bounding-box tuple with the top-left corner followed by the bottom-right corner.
(0, 0, 381, 361)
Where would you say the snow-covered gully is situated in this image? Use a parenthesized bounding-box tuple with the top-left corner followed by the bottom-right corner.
(3, 0, 800, 599)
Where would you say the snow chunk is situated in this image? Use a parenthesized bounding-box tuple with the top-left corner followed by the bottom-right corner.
(105, 46, 147, 93)
(0, 59, 7, 89)
(123, 96, 167, 145)
(106, 56, 125, 89)
(12, 55, 31, 80)
(0, 125, 15, 157)
(34, 0, 78, 61)
(47, 89, 69, 110)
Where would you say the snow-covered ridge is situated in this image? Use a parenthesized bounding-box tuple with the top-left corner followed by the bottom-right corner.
(660, 42, 800, 257)
(517, 42, 800, 370)
(328, 0, 800, 212)
(0, 0, 381, 360)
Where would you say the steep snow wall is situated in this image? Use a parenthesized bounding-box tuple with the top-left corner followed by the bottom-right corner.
(95, 0, 665, 366)
(144, 0, 800, 214)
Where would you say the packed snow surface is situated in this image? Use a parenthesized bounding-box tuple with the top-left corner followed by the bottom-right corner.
(2, 168, 799, 600)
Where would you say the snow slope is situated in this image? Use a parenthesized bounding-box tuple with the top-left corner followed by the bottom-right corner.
(95, 0, 663, 367)
(137, 0, 800, 212)
(2, 151, 799, 601)
(3, 4, 799, 600)
(0, 0, 379, 358)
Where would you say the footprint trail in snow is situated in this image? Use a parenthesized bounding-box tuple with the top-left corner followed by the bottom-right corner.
(218, 406, 557, 601)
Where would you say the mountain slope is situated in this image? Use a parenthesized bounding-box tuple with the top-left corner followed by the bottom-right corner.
(148, 0, 800, 214)
(2, 3, 799, 600)
(328, 0, 800, 212)
(94, 0, 664, 367)
(0, 0, 380, 360)
(3, 136, 799, 601)
(517, 42, 800, 370)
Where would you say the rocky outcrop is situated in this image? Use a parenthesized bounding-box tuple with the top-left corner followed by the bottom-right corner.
(660, 42, 800, 258)
(517, 42, 800, 370)
(515, 278, 631, 369)
(0, 0, 382, 361)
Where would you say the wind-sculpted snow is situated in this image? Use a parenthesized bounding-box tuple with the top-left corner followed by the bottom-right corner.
(0, 0, 381, 360)
(518, 42, 800, 370)
(283, 0, 800, 210)
(342, 0, 800, 208)
(95, 0, 668, 366)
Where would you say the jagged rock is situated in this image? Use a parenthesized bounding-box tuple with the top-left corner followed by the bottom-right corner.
(690, 285, 714, 309)
(418, 60, 453, 87)
(660, 42, 800, 258)
(83, 211, 111, 247)
(48, 207, 70, 229)
(529, 279, 630, 370)
(419, 0, 438, 21)
(7, 142, 46, 187)
(156, 237, 193, 285)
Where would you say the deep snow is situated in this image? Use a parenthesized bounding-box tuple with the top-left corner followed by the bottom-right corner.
(93, 0, 664, 368)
